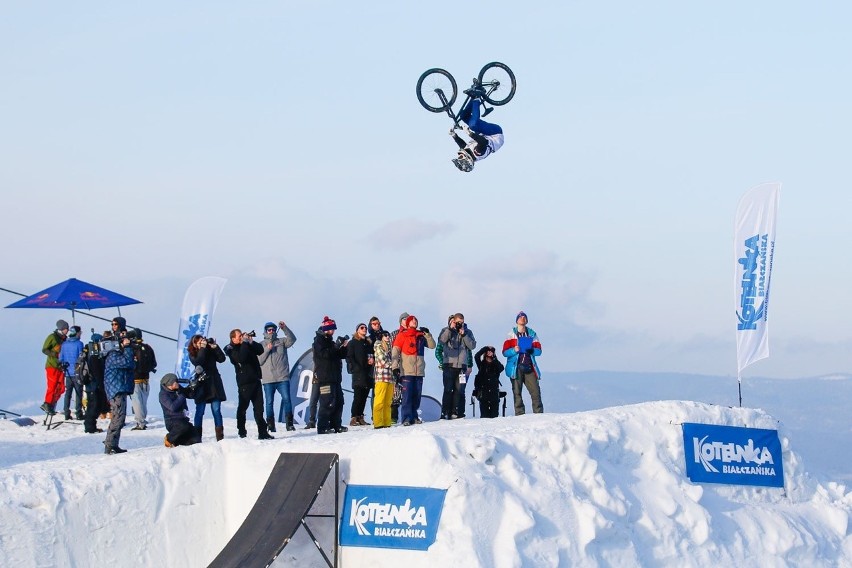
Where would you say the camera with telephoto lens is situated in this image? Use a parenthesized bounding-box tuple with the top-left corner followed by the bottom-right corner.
(454, 321, 464, 331)
(335, 334, 350, 346)
(243, 330, 256, 338)
(183, 365, 208, 398)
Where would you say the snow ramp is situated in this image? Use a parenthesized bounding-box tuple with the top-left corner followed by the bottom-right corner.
(208, 452, 339, 568)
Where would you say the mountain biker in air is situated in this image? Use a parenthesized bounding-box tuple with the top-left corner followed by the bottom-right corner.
(449, 81, 504, 172)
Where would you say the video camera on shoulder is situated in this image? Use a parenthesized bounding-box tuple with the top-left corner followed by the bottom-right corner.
(99, 339, 121, 355)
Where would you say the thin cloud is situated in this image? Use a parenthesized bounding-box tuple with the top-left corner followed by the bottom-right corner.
(367, 218, 456, 250)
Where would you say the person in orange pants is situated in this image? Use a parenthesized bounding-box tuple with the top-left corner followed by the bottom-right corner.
(41, 319, 69, 414)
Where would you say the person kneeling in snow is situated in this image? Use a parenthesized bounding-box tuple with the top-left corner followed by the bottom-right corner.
(159, 373, 200, 448)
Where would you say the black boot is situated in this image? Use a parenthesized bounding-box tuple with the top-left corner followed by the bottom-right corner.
(195, 425, 203, 442)
(285, 413, 295, 431)
(266, 417, 276, 433)
(304, 420, 316, 429)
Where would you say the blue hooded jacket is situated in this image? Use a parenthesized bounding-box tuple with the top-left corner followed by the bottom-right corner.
(104, 345, 135, 399)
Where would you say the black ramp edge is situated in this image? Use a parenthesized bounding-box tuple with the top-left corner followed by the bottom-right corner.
(209, 452, 339, 568)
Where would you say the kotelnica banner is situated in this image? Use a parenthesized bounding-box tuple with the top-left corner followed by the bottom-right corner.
(175, 276, 227, 379)
(682, 423, 784, 488)
(735, 182, 780, 377)
(340, 485, 447, 550)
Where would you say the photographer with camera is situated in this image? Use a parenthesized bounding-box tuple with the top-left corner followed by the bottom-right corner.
(59, 325, 85, 420)
(159, 373, 201, 448)
(437, 313, 477, 420)
(103, 319, 135, 454)
(224, 329, 273, 440)
(188, 334, 227, 441)
(258, 320, 298, 433)
(312, 316, 349, 434)
(473, 346, 506, 418)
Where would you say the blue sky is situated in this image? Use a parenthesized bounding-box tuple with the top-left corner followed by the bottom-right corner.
(2, 2, 850, 406)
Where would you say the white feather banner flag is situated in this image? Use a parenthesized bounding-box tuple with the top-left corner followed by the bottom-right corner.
(734, 182, 780, 378)
(175, 276, 227, 379)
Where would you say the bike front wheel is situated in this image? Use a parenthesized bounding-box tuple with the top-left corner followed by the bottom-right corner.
(478, 62, 516, 106)
(416, 68, 457, 113)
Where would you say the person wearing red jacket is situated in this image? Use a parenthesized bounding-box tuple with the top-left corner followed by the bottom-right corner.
(391, 315, 436, 426)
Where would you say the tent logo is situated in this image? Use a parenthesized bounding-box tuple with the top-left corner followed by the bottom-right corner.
(737, 234, 771, 330)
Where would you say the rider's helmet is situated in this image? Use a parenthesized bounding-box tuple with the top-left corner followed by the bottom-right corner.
(452, 149, 475, 172)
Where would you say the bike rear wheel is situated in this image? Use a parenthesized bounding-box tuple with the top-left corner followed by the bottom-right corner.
(478, 62, 516, 106)
(416, 68, 457, 113)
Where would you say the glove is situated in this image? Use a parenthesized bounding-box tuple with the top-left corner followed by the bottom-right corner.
(392, 369, 400, 381)
(419, 327, 430, 334)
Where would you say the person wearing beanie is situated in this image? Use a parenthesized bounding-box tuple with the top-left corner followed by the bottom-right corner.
(59, 325, 86, 420)
(40, 319, 70, 415)
(502, 311, 544, 415)
(312, 316, 349, 434)
(346, 323, 373, 427)
(225, 328, 274, 440)
(387, 312, 409, 424)
(82, 333, 106, 434)
(103, 328, 135, 454)
(391, 315, 436, 426)
(371, 330, 395, 428)
(159, 373, 200, 448)
(258, 320, 298, 433)
(437, 313, 477, 420)
(129, 329, 158, 431)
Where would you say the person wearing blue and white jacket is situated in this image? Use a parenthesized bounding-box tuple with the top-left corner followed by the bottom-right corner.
(59, 326, 85, 420)
(102, 318, 135, 454)
(501, 311, 543, 415)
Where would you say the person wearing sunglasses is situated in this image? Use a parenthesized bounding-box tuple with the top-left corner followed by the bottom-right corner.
(258, 320, 297, 432)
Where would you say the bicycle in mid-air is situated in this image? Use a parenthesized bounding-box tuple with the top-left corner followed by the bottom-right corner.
(416, 62, 516, 126)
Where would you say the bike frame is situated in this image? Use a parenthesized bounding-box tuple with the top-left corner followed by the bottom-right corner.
(436, 81, 497, 128)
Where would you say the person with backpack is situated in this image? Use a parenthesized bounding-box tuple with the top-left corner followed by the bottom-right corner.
(40, 319, 69, 415)
(59, 326, 85, 420)
(103, 320, 135, 455)
(129, 329, 157, 430)
(81, 332, 106, 434)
